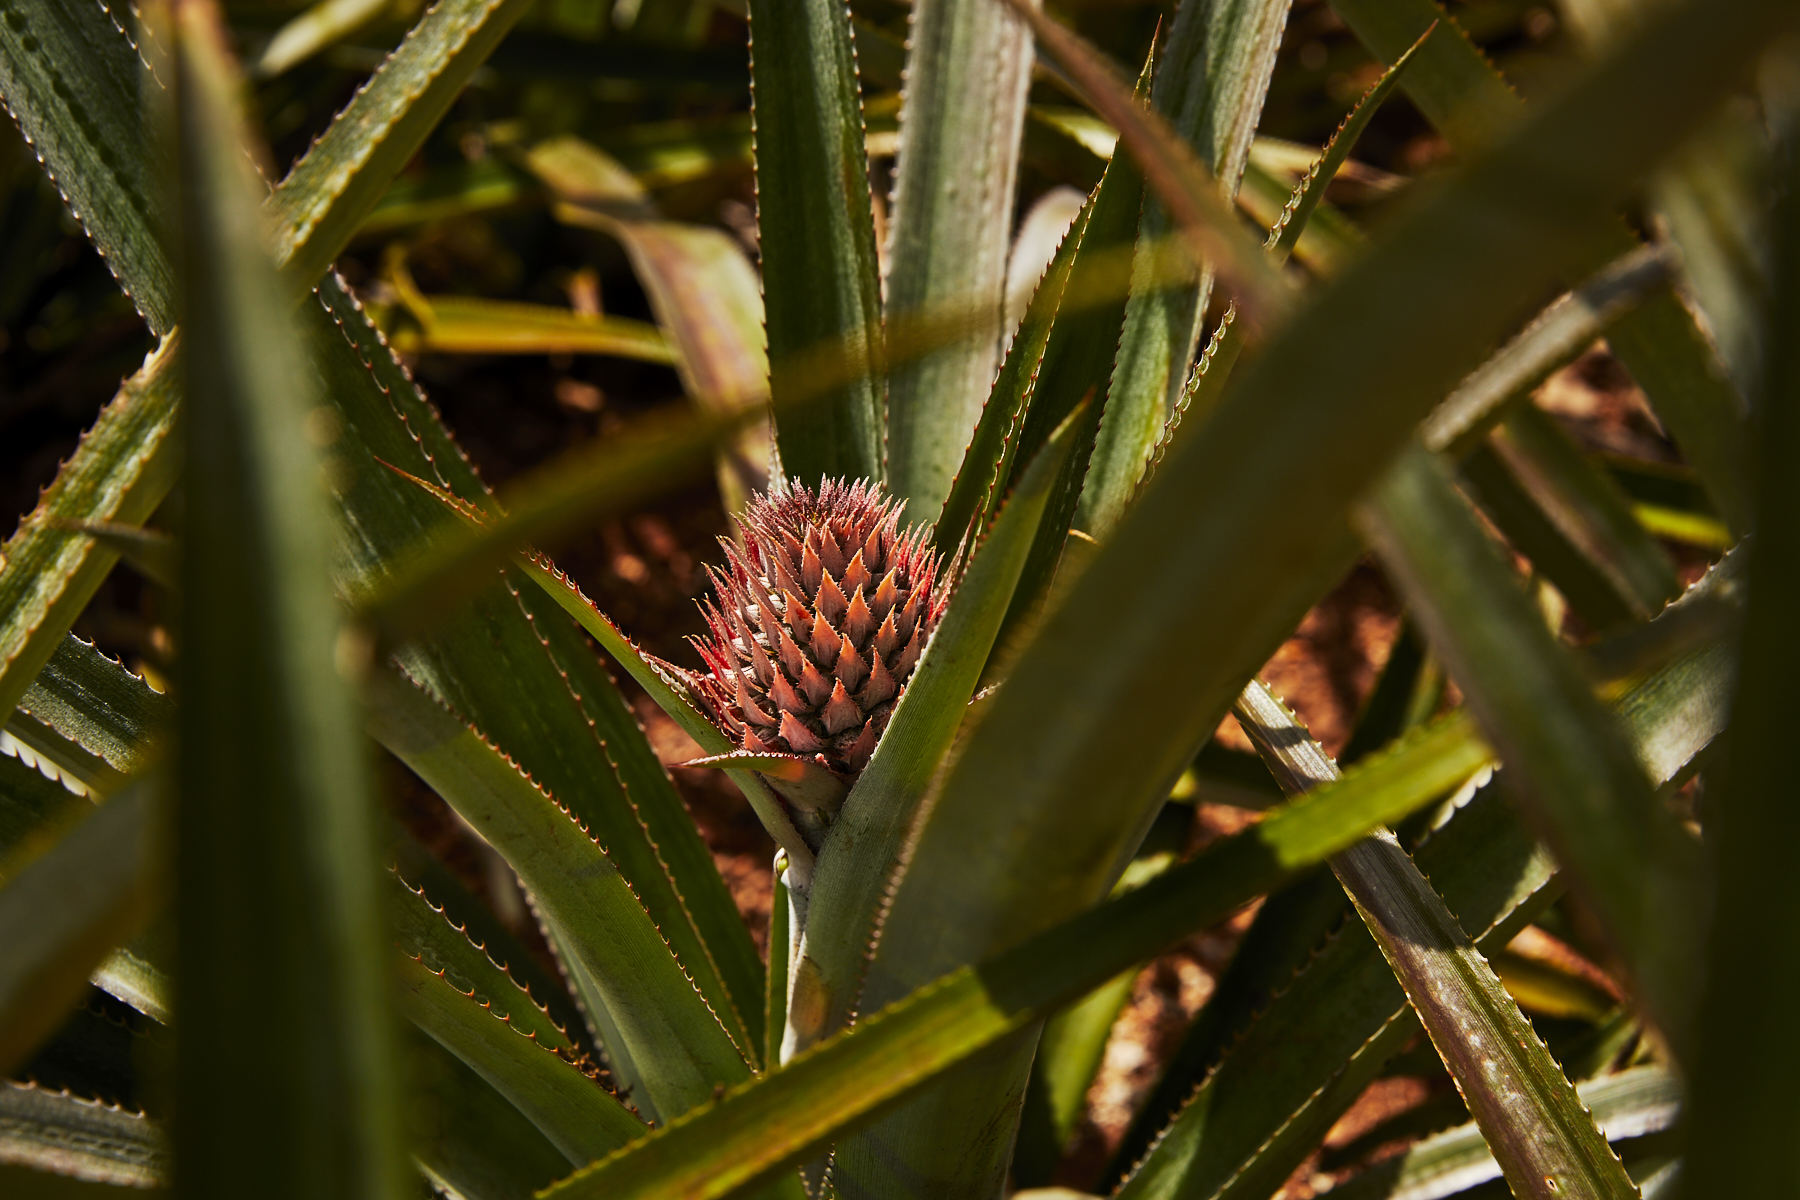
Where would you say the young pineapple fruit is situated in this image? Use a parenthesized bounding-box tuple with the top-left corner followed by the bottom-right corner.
(684, 479, 951, 804)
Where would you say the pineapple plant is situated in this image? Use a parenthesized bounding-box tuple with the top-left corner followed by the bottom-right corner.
(0, 0, 1795, 1199)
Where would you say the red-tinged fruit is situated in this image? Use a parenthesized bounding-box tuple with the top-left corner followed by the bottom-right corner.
(685, 478, 951, 782)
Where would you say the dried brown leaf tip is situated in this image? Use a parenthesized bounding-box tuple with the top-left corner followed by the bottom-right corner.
(688, 478, 951, 781)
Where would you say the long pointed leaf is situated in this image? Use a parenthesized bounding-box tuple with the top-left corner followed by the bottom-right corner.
(748, 0, 884, 485)
(0, 779, 154, 1077)
(0, 342, 179, 719)
(1117, 589, 1731, 1200)
(1681, 111, 1800, 1197)
(0, 0, 172, 332)
(1079, 0, 1292, 540)
(267, 0, 536, 293)
(539, 729, 1473, 1200)
(1233, 681, 1638, 1200)
(362, 665, 753, 1120)
(883, 0, 1034, 519)
(1330, 0, 1755, 534)
(0, 1079, 166, 1188)
(170, 9, 404, 1196)
(1358, 445, 1705, 1052)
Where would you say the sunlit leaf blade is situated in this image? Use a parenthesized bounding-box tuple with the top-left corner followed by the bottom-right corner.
(1420, 245, 1672, 457)
(0, 342, 179, 719)
(1682, 113, 1800, 1197)
(169, 9, 404, 1195)
(1358, 445, 1705, 1051)
(1331, 0, 1755, 535)
(856, 0, 1789, 1107)
(987, 105, 1145, 647)
(1, 0, 765, 1093)
(267, 0, 536, 294)
(882, 0, 1034, 520)
(787, 405, 1085, 1070)
(0, 0, 172, 332)
(998, 0, 1288, 329)
(384, 296, 676, 362)
(747, 0, 884, 485)
(1080, 0, 1291, 540)
(933, 185, 1094, 558)
(1329, 1065, 1680, 1200)
(394, 955, 645, 1165)
(255, 0, 389, 78)
(1234, 682, 1639, 1200)
(538, 745, 1467, 1200)
(0, 1079, 167, 1189)
(12, 636, 168, 791)
(362, 665, 753, 1119)
(1103, 565, 1732, 1200)
(0, 779, 155, 1078)
(527, 136, 772, 510)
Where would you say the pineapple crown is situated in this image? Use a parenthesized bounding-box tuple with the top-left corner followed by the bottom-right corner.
(687, 478, 952, 782)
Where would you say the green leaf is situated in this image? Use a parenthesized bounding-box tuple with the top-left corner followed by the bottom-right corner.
(1327, 1065, 1679, 1200)
(41, 522, 174, 589)
(403, 1025, 573, 1200)
(537, 736, 1467, 1200)
(387, 867, 578, 1057)
(1078, 0, 1292, 540)
(0, 1079, 167, 1189)
(374, 463, 816, 879)
(356, 401, 765, 649)
(1484, 405, 1681, 617)
(882, 0, 1034, 520)
(1358, 445, 1705, 1053)
(1458, 443, 1641, 632)
(1015, 817, 1186, 1186)
(1114, 583, 1729, 1200)
(383, 295, 676, 362)
(9, 636, 165, 795)
(1681, 112, 1800, 1197)
(747, 0, 884, 485)
(784, 403, 1086, 1068)
(1233, 681, 1639, 1200)
(524, 136, 772, 511)
(852, 0, 1788, 1118)
(0, 0, 172, 333)
(1330, 0, 1755, 535)
(1116, 782, 1551, 1200)
(998, 0, 1288, 331)
(390, 835, 596, 1061)
(0, 780, 156, 1078)
(2, 0, 764, 1102)
(0, 342, 179, 721)
(256, 0, 391, 78)
(987, 101, 1146, 658)
(932, 183, 1094, 558)
(1154, 28, 1426, 471)
(394, 955, 646, 1166)
(168, 10, 406, 1197)
(266, 0, 537, 295)
(1420, 245, 1672, 458)
(362, 665, 753, 1120)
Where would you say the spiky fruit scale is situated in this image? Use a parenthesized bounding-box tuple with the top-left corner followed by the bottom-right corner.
(689, 479, 950, 780)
